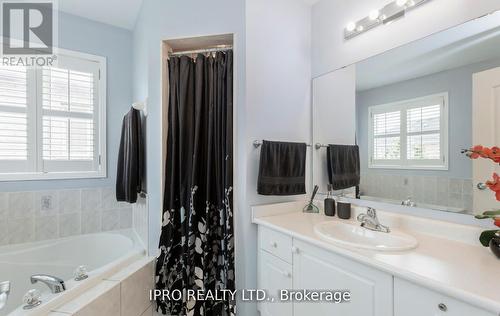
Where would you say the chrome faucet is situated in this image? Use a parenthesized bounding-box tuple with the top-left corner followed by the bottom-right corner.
(357, 207, 390, 233)
(401, 196, 416, 207)
(30, 275, 66, 294)
(0, 281, 10, 310)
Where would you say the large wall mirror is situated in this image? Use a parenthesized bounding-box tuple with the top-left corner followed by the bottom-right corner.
(313, 11, 500, 216)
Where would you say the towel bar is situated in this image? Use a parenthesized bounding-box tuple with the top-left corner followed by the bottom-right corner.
(252, 140, 328, 150)
(252, 140, 312, 148)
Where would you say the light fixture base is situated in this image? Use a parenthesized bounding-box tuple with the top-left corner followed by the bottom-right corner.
(344, 0, 431, 40)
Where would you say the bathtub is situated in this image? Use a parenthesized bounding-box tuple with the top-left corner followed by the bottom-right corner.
(0, 230, 145, 316)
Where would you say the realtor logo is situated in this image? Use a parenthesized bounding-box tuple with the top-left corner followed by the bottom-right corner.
(2, 1, 54, 55)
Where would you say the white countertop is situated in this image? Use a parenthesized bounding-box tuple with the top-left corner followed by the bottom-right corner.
(252, 204, 500, 314)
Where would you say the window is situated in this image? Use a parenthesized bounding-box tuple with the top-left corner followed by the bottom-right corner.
(368, 93, 448, 170)
(0, 49, 106, 180)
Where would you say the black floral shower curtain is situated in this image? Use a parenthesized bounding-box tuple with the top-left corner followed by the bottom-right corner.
(155, 51, 234, 316)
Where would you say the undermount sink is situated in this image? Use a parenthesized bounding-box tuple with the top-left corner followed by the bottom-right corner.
(313, 221, 418, 252)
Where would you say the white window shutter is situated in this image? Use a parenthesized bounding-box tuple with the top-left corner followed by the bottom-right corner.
(372, 111, 401, 160)
(39, 52, 102, 175)
(0, 66, 36, 173)
(369, 93, 448, 170)
(406, 104, 441, 160)
(0, 49, 105, 181)
(41, 66, 96, 164)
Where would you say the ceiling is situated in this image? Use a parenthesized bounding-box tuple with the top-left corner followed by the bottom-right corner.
(356, 11, 500, 91)
(58, 0, 143, 30)
(58, 0, 321, 30)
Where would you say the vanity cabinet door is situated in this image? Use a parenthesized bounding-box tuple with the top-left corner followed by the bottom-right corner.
(394, 278, 496, 316)
(258, 250, 293, 316)
(292, 240, 393, 316)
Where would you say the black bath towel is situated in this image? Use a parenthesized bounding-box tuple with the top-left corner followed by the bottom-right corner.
(116, 108, 144, 203)
(257, 140, 307, 195)
(327, 144, 360, 191)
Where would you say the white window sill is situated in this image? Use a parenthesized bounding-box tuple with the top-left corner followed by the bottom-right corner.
(0, 171, 107, 182)
(368, 164, 449, 171)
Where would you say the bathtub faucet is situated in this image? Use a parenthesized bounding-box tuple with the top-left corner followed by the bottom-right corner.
(30, 275, 66, 294)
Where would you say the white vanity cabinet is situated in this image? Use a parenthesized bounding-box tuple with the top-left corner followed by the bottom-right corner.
(292, 239, 393, 316)
(257, 226, 392, 316)
(394, 278, 496, 316)
(256, 224, 498, 316)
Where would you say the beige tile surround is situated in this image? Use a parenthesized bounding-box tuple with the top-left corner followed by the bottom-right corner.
(49, 257, 155, 316)
(0, 187, 134, 247)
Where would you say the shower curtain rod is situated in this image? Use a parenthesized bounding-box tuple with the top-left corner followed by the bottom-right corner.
(169, 46, 233, 57)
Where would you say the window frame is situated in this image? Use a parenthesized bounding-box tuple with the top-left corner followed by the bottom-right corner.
(368, 92, 449, 171)
(0, 48, 107, 181)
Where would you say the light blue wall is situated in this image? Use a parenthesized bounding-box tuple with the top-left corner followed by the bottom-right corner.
(0, 12, 133, 192)
(356, 58, 500, 179)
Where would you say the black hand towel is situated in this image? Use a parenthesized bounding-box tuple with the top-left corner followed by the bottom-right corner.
(257, 140, 307, 195)
(327, 144, 360, 191)
(116, 108, 144, 203)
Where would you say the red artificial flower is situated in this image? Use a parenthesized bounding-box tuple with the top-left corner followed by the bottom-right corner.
(492, 147, 500, 163)
(495, 218, 500, 228)
(486, 173, 500, 201)
(469, 145, 483, 159)
(465, 145, 500, 163)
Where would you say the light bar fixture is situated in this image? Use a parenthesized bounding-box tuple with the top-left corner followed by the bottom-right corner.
(344, 0, 431, 40)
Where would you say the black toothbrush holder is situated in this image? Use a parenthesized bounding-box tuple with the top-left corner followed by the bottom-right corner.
(337, 200, 351, 220)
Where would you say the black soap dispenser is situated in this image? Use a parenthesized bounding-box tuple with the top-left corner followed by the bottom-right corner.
(324, 184, 336, 217)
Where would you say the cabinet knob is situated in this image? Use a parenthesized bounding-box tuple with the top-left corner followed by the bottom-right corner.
(291, 246, 299, 254)
(270, 241, 277, 248)
(438, 303, 447, 312)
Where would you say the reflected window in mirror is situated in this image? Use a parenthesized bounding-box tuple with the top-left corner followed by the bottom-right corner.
(368, 93, 448, 170)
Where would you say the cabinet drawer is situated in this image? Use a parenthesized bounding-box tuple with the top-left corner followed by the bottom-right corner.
(259, 226, 293, 263)
(258, 250, 293, 316)
(394, 278, 496, 316)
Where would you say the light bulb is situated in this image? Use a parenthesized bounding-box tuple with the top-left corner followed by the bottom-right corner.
(356, 25, 364, 32)
(369, 10, 380, 21)
(396, 0, 408, 6)
(346, 22, 356, 32)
